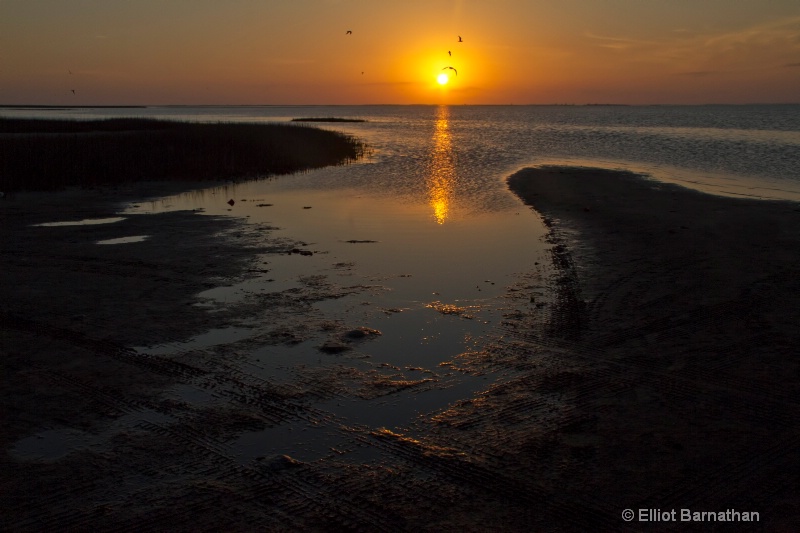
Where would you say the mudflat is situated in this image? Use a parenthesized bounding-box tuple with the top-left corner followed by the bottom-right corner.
(1, 167, 798, 531)
(506, 166, 800, 529)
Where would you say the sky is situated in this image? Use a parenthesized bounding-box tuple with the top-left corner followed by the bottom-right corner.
(1, 0, 799, 105)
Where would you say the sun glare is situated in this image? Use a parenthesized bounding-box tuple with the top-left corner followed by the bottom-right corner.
(437, 73, 449, 85)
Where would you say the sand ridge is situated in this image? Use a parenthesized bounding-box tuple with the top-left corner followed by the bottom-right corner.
(503, 166, 800, 528)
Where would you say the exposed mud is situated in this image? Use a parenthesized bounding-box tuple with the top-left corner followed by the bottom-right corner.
(503, 166, 800, 530)
(2, 170, 799, 531)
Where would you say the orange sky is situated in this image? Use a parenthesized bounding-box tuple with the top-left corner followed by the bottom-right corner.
(1, 0, 799, 105)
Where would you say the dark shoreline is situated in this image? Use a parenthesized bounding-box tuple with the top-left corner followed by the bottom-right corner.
(0, 118, 365, 192)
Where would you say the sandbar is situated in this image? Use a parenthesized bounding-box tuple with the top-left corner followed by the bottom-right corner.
(503, 165, 800, 529)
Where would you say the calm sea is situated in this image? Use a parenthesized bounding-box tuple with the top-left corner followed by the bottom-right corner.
(5, 104, 800, 203)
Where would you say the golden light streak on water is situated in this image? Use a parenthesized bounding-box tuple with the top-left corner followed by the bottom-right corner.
(427, 106, 456, 224)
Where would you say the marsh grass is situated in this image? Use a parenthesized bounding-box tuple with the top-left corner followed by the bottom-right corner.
(0, 118, 366, 191)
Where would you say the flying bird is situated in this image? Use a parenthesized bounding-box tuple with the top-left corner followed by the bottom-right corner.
(458, 35, 463, 42)
(71, 89, 75, 94)
(448, 51, 451, 56)
(442, 66, 457, 76)
(346, 30, 352, 34)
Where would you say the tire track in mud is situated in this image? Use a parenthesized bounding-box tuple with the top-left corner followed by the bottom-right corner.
(590, 296, 754, 351)
(3, 311, 208, 381)
(106, 492, 292, 533)
(475, 214, 800, 526)
(115, 430, 404, 532)
(433, 366, 632, 434)
(406, 264, 788, 524)
(16, 369, 404, 533)
(5, 311, 340, 423)
(211, 357, 352, 404)
(7, 312, 429, 531)
(498, 337, 800, 517)
(6, 371, 177, 531)
(516, 204, 799, 404)
(437, 277, 795, 528)
(360, 428, 622, 531)
(493, 315, 800, 429)
(31, 368, 172, 421)
(635, 432, 799, 513)
(9, 309, 441, 424)
(13, 501, 115, 533)
(274, 465, 408, 532)
(17, 316, 607, 530)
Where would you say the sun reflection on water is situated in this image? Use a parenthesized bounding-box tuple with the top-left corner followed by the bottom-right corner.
(426, 106, 457, 224)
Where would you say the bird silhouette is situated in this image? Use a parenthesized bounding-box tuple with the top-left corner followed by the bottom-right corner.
(71, 89, 75, 94)
(458, 35, 463, 42)
(448, 51, 451, 56)
(346, 30, 352, 34)
(442, 66, 457, 76)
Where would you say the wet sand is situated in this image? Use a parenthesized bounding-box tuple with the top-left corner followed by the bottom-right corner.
(504, 166, 800, 530)
(2, 168, 799, 531)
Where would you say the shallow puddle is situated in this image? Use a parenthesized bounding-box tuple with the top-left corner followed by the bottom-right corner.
(134, 326, 255, 355)
(164, 384, 219, 406)
(32, 217, 126, 227)
(10, 409, 175, 462)
(117, 162, 553, 470)
(96, 235, 149, 245)
(10, 428, 92, 461)
(233, 421, 337, 465)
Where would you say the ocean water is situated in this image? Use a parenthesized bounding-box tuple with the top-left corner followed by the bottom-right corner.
(6, 104, 800, 202)
(9, 104, 800, 440)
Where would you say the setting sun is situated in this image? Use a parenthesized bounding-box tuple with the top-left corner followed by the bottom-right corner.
(437, 73, 449, 85)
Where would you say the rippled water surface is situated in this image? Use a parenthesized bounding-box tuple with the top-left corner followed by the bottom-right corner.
(7, 104, 800, 201)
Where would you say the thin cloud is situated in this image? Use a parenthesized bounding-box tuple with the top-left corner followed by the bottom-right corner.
(674, 71, 716, 77)
(701, 16, 800, 51)
(588, 16, 800, 73)
(684, 16, 800, 69)
(584, 33, 659, 51)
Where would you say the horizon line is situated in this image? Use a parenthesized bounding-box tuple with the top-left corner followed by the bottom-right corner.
(2, 102, 799, 109)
